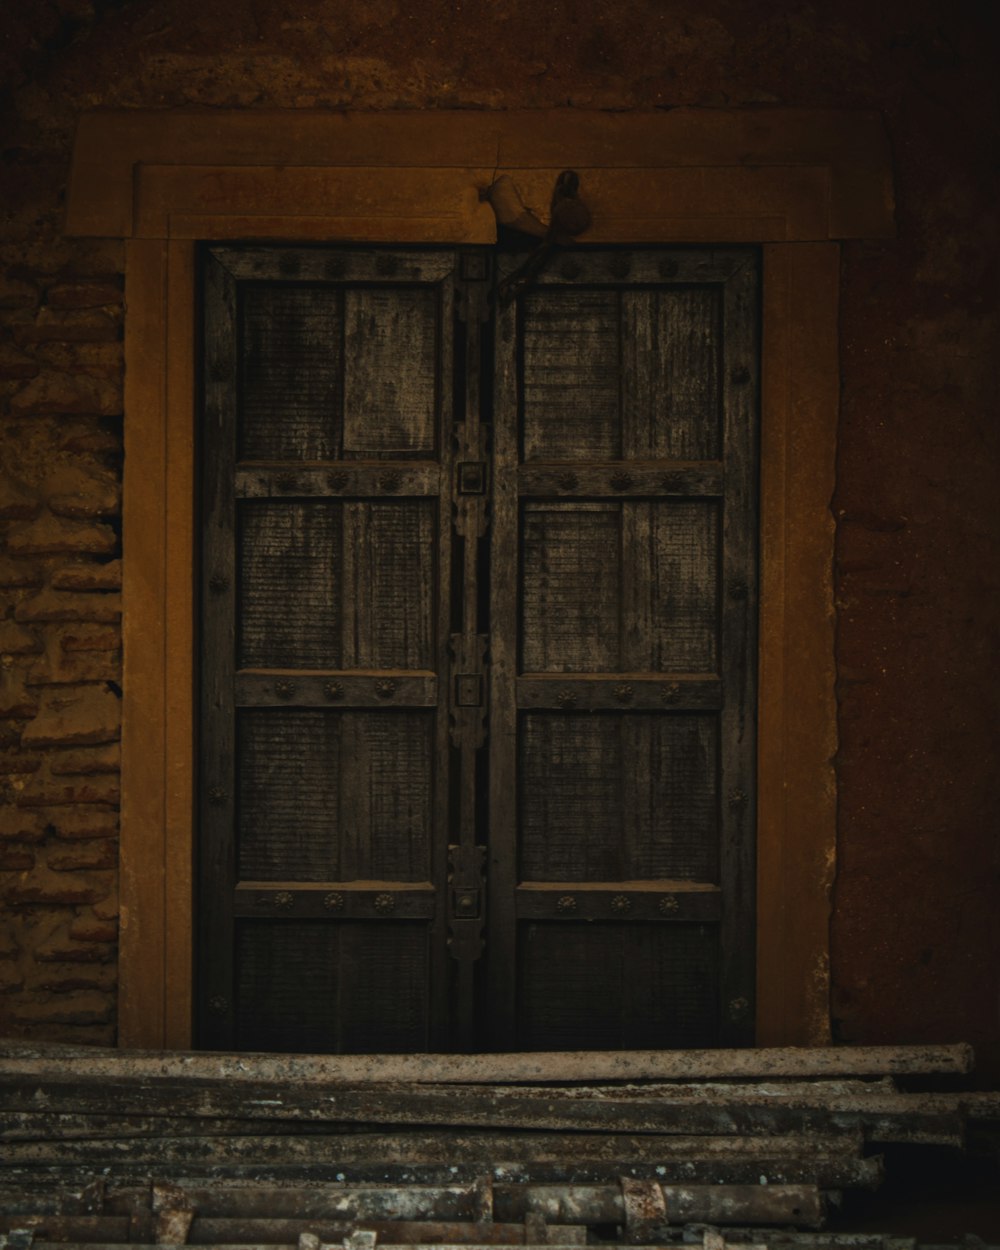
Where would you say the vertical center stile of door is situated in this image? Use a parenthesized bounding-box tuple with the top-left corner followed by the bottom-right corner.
(449, 261, 491, 1048)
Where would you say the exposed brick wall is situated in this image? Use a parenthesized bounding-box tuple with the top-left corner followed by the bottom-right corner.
(0, 263, 123, 1043)
(1, 0, 997, 1061)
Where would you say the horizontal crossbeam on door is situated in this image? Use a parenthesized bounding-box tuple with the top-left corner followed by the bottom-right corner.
(518, 463, 724, 498)
(236, 462, 442, 499)
(235, 671, 439, 708)
(514, 883, 722, 922)
(516, 675, 722, 711)
(234, 882, 436, 919)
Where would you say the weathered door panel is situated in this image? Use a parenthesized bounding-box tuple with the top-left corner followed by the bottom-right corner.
(199, 248, 458, 1053)
(199, 245, 758, 1053)
(489, 248, 759, 1051)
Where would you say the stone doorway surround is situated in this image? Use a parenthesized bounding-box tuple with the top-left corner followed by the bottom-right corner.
(64, 108, 894, 1050)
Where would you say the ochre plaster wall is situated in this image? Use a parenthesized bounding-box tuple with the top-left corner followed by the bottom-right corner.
(0, 0, 997, 1068)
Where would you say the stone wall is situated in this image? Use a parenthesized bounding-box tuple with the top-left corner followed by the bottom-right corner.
(1, 0, 997, 1066)
(0, 269, 124, 1043)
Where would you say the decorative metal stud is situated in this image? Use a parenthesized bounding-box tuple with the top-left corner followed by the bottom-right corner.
(207, 786, 227, 805)
(327, 471, 349, 491)
(274, 679, 296, 700)
(323, 891, 345, 911)
(730, 365, 751, 386)
(610, 255, 631, 279)
(729, 580, 749, 601)
(728, 995, 750, 1021)
(610, 472, 633, 492)
(375, 679, 397, 699)
(374, 892, 395, 913)
(555, 689, 578, 709)
(611, 894, 632, 914)
(658, 895, 679, 915)
(658, 258, 679, 279)
(208, 574, 229, 594)
(323, 680, 344, 700)
(659, 682, 681, 704)
(556, 895, 577, 913)
(558, 472, 579, 491)
(376, 255, 399, 276)
(728, 788, 748, 811)
(379, 472, 403, 493)
(276, 473, 299, 493)
(208, 995, 229, 1014)
(613, 683, 634, 703)
(559, 260, 582, 280)
(274, 891, 294, 909)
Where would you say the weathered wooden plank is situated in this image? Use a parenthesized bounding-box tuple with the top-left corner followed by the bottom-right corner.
(518, 715, 719, 883)
(232, 922, 432, 1055)
(0, 1043, 974, 1083)
(518, 462, 723, 498)
(235, 709, 433, 883)
(718, 252, 761, 1048)
(238, 500, 344, 668)
(0, 1080, 966, 1144)
(520, 289, 621, 461)
(235, 672, 438, 708)
(239, 283, 343, 460)
(517, 923, 720, 1051)
(515, 675, 722, 711)
(520, 503, 621, 671)
(214, 246, 459, 285)
(236, 462, 442, 498)
(198, 248, 240, 1050)
(0, 1141, 882, 1190)
(487, 263, 521, 1051)
(513, 884, 721, 922)
(621, 287, 722, 461)
(343, 286, 439, 455)
(233, 883, 436, 919)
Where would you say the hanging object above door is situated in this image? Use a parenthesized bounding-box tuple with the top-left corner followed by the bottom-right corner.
(481, 169, 592, 305)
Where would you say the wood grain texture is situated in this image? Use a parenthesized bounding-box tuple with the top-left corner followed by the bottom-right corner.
(521, 291, 621, 462)
(237, 709, 432, 882)
(341, 502, 435, 669)
(238, 501, 343, 669)
(519, 713, 718, 883)
(521, 504, 621, 672)
(235, 920, 429, 1053)
(621, 288, 722, 460)
(517, 922, 720, 1051)
(240, 284, 343, 460)
(344, 287, 439, 455)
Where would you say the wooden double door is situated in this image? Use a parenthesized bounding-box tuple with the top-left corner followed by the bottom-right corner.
(197, 244, 759, 1054)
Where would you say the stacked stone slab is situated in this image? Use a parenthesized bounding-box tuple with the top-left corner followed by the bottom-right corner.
(0, 272, 124, 1044)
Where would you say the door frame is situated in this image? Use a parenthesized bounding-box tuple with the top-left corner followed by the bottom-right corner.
(64, 109, 894, 1049)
